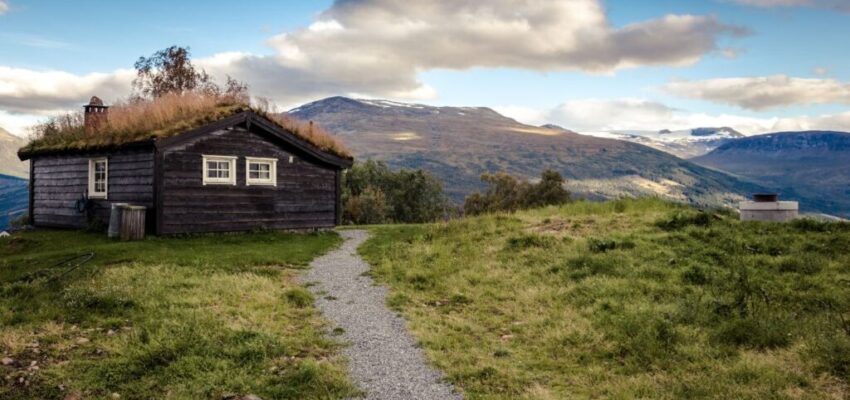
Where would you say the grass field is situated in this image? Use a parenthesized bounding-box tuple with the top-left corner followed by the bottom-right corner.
(360, 198, 850, 399)
(0, 230, 358, 400)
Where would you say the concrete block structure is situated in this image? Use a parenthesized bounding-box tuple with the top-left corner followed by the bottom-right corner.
(739, 194, 799, 222)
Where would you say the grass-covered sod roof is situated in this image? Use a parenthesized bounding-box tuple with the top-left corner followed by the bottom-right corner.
(19, 93, 352, 159)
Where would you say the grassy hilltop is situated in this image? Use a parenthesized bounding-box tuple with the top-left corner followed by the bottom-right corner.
(360, 198, 850, 399)
(0, 231, 358, 400)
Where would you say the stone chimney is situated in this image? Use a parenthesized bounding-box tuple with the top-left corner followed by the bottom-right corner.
(84, 96, 109, 134)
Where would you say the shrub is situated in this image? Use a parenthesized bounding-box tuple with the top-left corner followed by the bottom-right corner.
(587, 238, 634, 253)
(713, 315, 792, 349)
(600, 310, 680, 368)
(681, 264, 710, 285)
(807, 332, 850, 380)
(505, 233, 558, 250)
(655, 211, 713, 231)
(9, 213, 29, 229)
(342, 160, 448, 224)
(777, 256, 823, 275)
(463, 169, 571, 215)
(559, 254, 619, 280)
(344, 186, 389, 225)
(283, 288, 314, 308)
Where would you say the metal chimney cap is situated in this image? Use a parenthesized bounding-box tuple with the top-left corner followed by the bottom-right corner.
(753, 193, 779, 202)
(88, 96, 104, 106)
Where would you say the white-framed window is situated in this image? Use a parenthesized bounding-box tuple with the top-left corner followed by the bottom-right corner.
(88, 158, 108, 199)
(246, 157, 277, 186)
(202, 155, 237, 185)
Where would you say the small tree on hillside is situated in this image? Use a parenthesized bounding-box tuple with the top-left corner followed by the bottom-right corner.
(526, 169, 571, 208)
(464, 169, 571, 215)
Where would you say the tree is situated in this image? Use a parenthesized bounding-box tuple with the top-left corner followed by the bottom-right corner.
(463, 169, 571, 215)
(133, 45, 248, 100)
(386, 169, 447, 223)
(341, 160, 449, 224)
(525, 169, 571, 208)
(344, 186, 389, 225)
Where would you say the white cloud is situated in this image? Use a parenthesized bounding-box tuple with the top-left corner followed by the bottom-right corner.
(498, 98, 850, 135)
(0, 66, 134, 115)
(0, 111, 40, 137)
(663, 75, 850, 110)
(0, 0, 747, 120)
(814, 66, 831, 76)
(0, 1, 8, 15)
(730, 0, 850, 12)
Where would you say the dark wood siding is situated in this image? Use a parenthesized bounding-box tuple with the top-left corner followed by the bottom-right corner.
(31, 150, 155, 229)
(159, 127, 337, 234)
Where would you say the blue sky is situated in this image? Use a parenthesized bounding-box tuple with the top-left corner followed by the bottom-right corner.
(1, 0, 849, 136)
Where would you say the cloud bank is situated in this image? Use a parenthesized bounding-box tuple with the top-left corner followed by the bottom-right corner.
(663, 75, 850, 110)
(731, 0, 850, 12)
(498, 98, 850, 135)
(0, 0, 745, 122)
(0, 1, 8, 15)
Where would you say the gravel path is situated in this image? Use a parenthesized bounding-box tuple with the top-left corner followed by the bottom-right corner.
(304, 230, 462, 400)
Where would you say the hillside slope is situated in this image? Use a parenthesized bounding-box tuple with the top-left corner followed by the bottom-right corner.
(0, 174, 27, 230)
(0, 127, 28, 178)
(289, 97, 764, 208)
(360, 199, 850, 399)
(693, 131, 850, 217)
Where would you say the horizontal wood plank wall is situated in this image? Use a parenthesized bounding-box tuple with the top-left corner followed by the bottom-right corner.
(31, 150, 155, 229)
(160, 127, 337, 234)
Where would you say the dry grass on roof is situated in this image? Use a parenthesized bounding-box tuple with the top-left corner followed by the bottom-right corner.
(21, 92, 352, 159)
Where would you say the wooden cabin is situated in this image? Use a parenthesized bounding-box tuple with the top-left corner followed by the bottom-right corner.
(18, 97, 353, 235)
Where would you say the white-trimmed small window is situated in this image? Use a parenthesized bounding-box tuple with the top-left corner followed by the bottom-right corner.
(246, 157, 277, 186)
(88, 158, 108, 199)
(202, 155, 237, 185)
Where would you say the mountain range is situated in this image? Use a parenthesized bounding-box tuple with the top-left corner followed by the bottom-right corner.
(0, 127, 28, 178)
(592, 127, 744, 159)
(693, 131, 850, 218)
(289, 97, 763, 208)
(1, 98, 847, 223)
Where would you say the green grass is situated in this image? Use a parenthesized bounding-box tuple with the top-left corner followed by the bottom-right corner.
(360, 198, 850, 399)
(0, 230, 358, 400)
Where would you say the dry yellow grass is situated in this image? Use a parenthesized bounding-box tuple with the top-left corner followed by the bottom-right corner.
(21, 92, 351, 159)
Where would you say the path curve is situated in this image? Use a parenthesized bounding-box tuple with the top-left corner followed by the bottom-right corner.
(304, 230, 462, 400)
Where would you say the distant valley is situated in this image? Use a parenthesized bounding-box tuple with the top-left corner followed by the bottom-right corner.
(289, 97, 763, 209)
(0, 174, 27, 230)
(693, 131, 850, 218)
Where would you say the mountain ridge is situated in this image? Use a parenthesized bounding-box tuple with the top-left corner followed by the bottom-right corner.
(289, 96, 766, 209)
(693, 131, 850, 217)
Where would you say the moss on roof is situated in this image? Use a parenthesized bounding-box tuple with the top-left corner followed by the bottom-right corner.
(19, 94, 352, 160)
